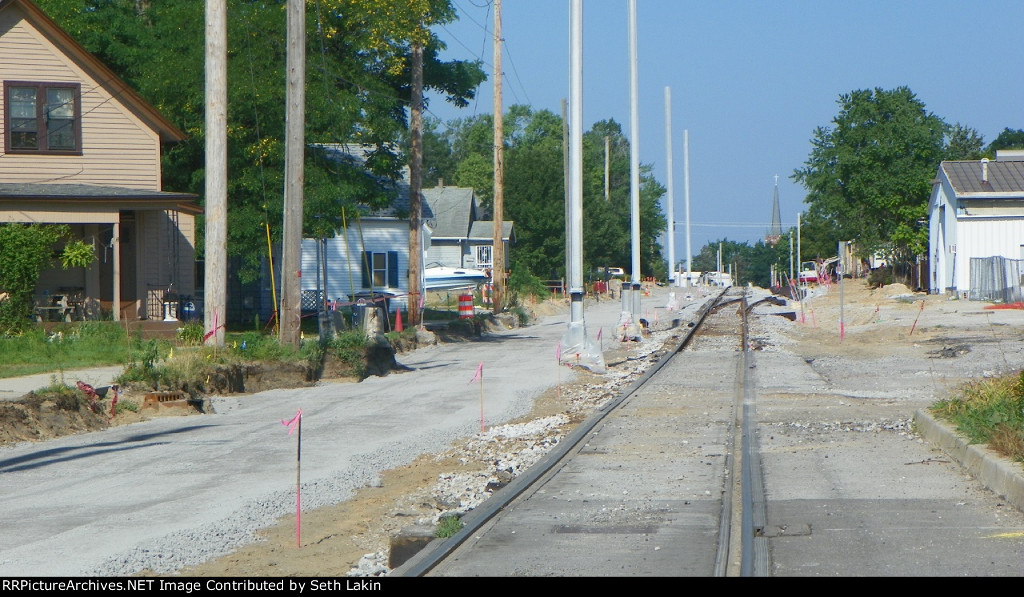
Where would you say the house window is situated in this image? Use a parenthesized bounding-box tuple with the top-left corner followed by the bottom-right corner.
(361, 251, 399, 288)
(476, 245, 492, 267)
(4, 82, 81, 153)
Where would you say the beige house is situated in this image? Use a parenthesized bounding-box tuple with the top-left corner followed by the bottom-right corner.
(0, 0, 199, 321)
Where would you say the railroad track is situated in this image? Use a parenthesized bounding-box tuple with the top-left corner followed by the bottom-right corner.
(393, 286, 770, 576)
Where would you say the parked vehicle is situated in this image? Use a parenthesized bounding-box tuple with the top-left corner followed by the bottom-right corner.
(597, 266, 626, 279)
(799, 261, 819, 284)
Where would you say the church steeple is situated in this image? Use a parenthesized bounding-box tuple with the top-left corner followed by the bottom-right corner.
(766, 175, 782, 245)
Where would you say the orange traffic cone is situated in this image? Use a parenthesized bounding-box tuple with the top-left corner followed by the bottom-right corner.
(395, 308, 403, 332)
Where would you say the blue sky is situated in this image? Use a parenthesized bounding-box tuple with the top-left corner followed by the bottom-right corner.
(427, 0, 1024, 266)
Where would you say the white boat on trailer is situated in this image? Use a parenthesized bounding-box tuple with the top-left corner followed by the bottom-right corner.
(423, 264, 490, 291)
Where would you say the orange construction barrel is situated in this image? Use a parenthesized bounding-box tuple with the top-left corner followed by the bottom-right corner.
(458, 293, 474, 319)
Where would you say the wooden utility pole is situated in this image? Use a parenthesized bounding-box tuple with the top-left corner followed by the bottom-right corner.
(491, 0, 505, 313)
(408, 43, 424, 327)
(203, 0, 226, 347)
(279, 0, 305, 348)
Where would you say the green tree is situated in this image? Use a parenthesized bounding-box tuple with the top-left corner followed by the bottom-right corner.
(0, 224, 94, 335)
(792, 87, 946, 274)
(420, 108, 666, 282)
(35, 0, 485, 281)
(986, 128, 1024, 155)
(945, 123, 985, 160)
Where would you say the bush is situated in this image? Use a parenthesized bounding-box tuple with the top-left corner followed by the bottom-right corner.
(176, 322, 205, 346)
(867, 267, 894, 288)
(931, 370, 1024, 461)
(508, 268, 548, 298)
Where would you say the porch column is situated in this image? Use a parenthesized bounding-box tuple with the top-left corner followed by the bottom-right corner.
(113, 221, 121, 321)
(84, 224, 101, 319)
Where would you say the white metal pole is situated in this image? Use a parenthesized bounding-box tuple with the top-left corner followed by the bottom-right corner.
(684, 129, 692, 287)
(797, 211, 802, 281)
(664, 87, 675, 283)
(627, 0, 641, 317)
(568, 0, 583, 323)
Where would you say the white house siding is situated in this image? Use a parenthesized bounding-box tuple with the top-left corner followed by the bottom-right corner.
(0, 6, 161, 190)
(929, 184, 956, 294)
(953, 216, 1024, 294)
(299, 219, 411, 313)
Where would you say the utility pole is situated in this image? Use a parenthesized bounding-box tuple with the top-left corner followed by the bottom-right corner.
(279, 0, 305, 348)
(204, 0, 226, 347)
(562, 99, 570, 288)
(492, 0, 505, 313)
(684, 129, 692, 287)
(408, 43, 424, 327)
(797, 211, 802, 277)
(664, 86, 675, 283)
(627, 0, 641, 321)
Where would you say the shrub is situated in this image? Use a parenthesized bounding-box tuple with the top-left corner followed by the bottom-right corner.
(508, 268, 548, 298)
(866, 267, 894, 288)
(931, 371, 1024, 461)
(176, 322, 205, 346)
(325, 330, 368, 377)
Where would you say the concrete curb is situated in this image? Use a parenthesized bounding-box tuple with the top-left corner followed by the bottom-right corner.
(914, 408, 1024, 514)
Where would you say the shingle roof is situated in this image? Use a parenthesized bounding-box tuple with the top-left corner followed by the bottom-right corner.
(469, 220, 514, 241)
(941, 160, 1024, 196)
(0, 183, 200, 213)
(421, 186, 475, 237)
(314, 143, 433, 219)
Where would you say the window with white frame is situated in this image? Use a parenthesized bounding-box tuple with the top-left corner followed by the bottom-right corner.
(476, 244, 492, 267)
(4, 81, 81, 153)
(361, 250, 399, 288)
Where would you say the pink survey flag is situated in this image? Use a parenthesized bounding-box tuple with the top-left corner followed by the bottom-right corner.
(282, 409, 302, 435)
(203, 310, 219, 342)
(556, 341, 562, 362)
(469, 362, 483, 384)
(597, 327, 603, 341)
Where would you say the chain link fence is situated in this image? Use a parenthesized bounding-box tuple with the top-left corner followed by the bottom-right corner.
(970, 256, 1023, 303)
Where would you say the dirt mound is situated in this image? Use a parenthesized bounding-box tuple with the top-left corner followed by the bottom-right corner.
(0, 322, 489, 447)
(0, 392, 114, 445)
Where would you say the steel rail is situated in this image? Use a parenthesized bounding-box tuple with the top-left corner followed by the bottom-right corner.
(393, 288, 729, 577)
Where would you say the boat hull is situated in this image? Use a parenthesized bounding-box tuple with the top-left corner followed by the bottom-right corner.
(424, 267, 489, 291)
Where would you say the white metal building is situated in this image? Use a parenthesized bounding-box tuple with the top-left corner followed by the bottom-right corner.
(928, 150, 1024, 299)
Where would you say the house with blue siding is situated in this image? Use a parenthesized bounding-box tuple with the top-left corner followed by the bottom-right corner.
(288, 144, 429, 316)
(423, 185, 514, 271)
(928, 150, 1024, 302)
(265, 145, 513, 320)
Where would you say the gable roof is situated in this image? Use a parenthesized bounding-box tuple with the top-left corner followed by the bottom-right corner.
(314, 143, 436, 220)
(422, 186, 475, 238)
(941, 159, 1024, 198)
(0, 0, 184, 142)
